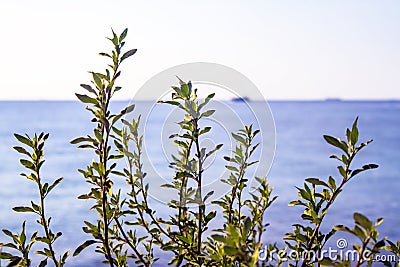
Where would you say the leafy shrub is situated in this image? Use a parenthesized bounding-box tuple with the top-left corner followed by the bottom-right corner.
(1, 28, 399, 267)
(0, 133, 69, 266)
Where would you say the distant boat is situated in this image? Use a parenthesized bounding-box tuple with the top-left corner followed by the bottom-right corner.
(231, 96, 250, 102)
(325, 98, 342, 102)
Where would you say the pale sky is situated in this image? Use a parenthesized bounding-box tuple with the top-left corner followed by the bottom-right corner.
(0, 0, 399, 100)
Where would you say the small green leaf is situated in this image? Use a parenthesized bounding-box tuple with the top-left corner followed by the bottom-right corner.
(14, 134, 32, 147)
(121, 49, 137, 61)
(109, 28, 119, 46)
(350, 164, 379, 178)
(124, 104, 135, 114)
(6, 256, 22, 266)
(180, 82, 189, 98)
(243, 217, 251, 236)
(288, 200, 305, 207)
(337, 166, 347, 178)
(201, 110, 215, 118)
(61, 250, 70, 264)
(38, 258, 48, 267)
(20, 159, 34, 169)
(295, 233, 308, 243)
(203, 191, 214, 202)
(224, 245, 238, 255)
(99, 52, 111, 58)
(80, 84, 96, 94)
(199, 127, 211, 135)
(91, 72, 102, 89)
(158, 100, 183, 109)
(160, 183, 175, 189)
(350, 117, 359, 145)
(77, 144, 94, 149)
(375, 217, 384, 227)
(70, 137, 91, 144)
(232, 133, 246, 144)
(119, 28, 128, 41)
(75, 94, 97, 104)
(328, 176, 336, 191)
(13, 146, 31, 156)
(2, 229, 14, 238)
(0, 252, 13, 259)
(211, 234, 225, 243)
(198, 93, 215, 110)
(205, 211, 217, 222)
(354, 212, 372, 231)
(225, 165, 239, 172)
(13, 206, 35, 213)
(323, 135, 348, 154)
(109, 155, 124, 160)
(176, 235, 191, 244)
(306, 178, 329, 188)
(46, 177, 63, 195)
(77, 194, 90, 200)
(73, 240, 97, 256)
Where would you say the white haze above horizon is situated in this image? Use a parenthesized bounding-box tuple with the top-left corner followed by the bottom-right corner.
(0, 0, 399, 100)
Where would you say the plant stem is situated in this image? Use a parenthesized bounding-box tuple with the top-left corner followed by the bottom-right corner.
(228, 144, 249, 225)
(99, 76, 114, 267)
(102, 126, 114, 266)
(115, 218, 148, 266)
(128, 161, 164, 246)
(37, 174, 58, 267)
(194, 121, 203, 258)
(178, 139, 193, 236)
(124, 133, 179, 253)
(301, 153, 355, 267)
(23, 247, 31, 267)
(98, 53, 123, 267)
(355, 237, 370, 267)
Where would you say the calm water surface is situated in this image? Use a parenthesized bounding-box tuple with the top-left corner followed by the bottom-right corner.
(0, 100, 399, 266)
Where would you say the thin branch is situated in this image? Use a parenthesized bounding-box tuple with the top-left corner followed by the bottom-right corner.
(115, 218, 148, 266)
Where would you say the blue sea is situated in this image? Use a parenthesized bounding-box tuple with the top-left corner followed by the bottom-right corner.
(0, 100, 399, 266)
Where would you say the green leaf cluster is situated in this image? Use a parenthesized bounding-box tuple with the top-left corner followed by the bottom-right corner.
(284, 118, 383, 267)
(2, 28, 399, 267)
(1, 133, 68, 267)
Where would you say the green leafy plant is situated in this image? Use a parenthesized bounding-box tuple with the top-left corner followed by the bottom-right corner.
(0, 133, 68, 266)
(111, 76, 277, 266)
(324, 213, 386, 266)
(209, 125, 278, 266)
(1, 28, 399, 267)
(139, 79, 275, 266)
(70, 28, 142, 266)
(385, 240, 400, 267)
(155, 80, 223, 265)
(284, 118, 382, 267)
